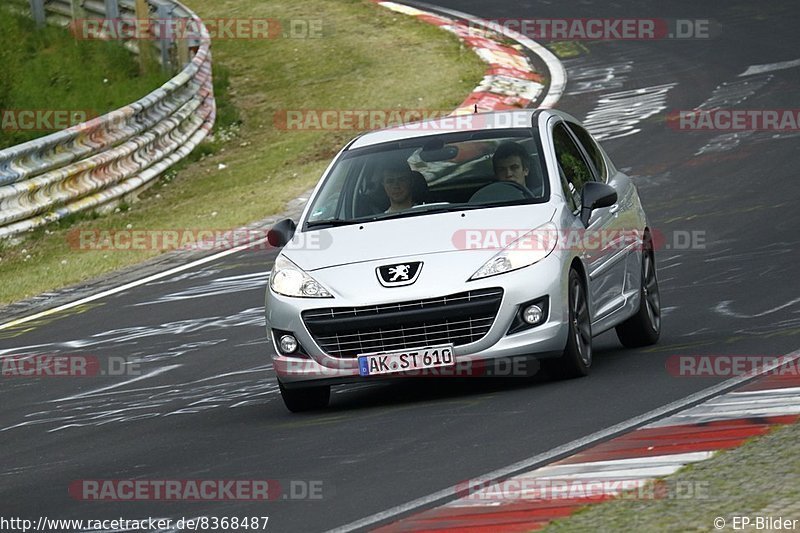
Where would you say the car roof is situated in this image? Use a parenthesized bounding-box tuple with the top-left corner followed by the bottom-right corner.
(347, 109, 577, 149)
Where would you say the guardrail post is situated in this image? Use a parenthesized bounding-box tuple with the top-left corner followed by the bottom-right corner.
(177, 22, 191, 67)
(28, 0, 46, 27)
(151, 0, 176, 73)
(135, 0, 155, 74)
(104, 0, 120, 20)
(69, 0, 85, 22)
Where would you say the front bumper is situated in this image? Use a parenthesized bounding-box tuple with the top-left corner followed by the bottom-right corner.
(266, 255, 569, 387)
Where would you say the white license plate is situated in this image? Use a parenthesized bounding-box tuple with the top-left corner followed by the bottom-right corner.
(358, 345, 455, 376)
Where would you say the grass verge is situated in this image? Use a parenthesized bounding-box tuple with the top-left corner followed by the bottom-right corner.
(0, 0, 485, 305)
(543, 419, 800, 532)
(0, 9, 168, 148)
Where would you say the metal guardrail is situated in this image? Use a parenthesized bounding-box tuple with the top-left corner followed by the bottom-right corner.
(0, 0, 215, 238)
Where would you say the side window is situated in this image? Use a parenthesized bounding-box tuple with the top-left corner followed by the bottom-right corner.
(567, 122, 607, 182)
(552, 123, 594, 208)
(308, 158, 353, 221)
(559, 167, 578, 212)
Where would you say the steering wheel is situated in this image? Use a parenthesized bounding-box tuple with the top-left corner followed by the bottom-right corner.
(469, 181, 535, 204)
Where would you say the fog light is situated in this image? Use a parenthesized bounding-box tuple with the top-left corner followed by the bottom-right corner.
(279, 335, 298, 354)
(507, 297, 549, 335)
(523, 304, 544, 325)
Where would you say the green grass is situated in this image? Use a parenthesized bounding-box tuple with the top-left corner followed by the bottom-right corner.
(0, 0, 485, 304)
(0, 9, 168, 148)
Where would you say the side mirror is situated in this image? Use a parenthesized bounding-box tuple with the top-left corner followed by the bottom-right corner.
(580, 182, 617, 226)
(267, 218, 297, 248)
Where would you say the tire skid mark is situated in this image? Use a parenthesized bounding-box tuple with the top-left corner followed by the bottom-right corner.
(51, 364, 182, 403)
(61, 306, 264, 348)
(0, 365, 278, 434)
(1, 305, 272, 434)
(714, 297, 800, 319)
(132, 271, 270, 306)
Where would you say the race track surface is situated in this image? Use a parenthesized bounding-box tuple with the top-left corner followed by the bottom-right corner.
(2, 1, 799, 531)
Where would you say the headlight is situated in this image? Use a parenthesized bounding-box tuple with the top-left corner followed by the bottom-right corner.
(270, 255, 333, 298)
(469, 223, 558, 280)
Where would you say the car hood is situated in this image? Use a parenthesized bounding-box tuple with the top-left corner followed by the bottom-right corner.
(283, 204, 556, 272)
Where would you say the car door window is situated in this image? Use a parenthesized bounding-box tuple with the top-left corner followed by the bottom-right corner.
(566, 122, 607, 182)
(558, 167, 578, 212)
(552, 122, 594, 208)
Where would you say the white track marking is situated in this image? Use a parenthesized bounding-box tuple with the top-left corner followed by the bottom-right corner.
(0, 239, 270, 332)
(583, 84, 676, 140)
(739, 58, 800, 76)
(527, 451, 714, 475)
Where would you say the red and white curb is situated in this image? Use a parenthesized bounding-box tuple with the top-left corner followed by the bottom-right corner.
(374, 1, 550, 112)
(370, 358, 800, 532)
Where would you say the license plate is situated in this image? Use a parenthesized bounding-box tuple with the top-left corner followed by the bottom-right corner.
(358, 345, 455, 377)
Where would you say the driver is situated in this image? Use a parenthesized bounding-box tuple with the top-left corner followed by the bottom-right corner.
(381, 161, 418, 213)
(492, 142, 530, 186)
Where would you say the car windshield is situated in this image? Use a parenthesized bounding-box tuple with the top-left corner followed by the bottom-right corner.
(305, 128, 548, 227)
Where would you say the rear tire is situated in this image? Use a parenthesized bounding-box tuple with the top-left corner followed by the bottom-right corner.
(278, 381, 330, 412)
(615, 234, 661, 348)
(546, 269, 592, 379)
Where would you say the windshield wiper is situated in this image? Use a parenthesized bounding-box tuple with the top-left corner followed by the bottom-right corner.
(305, 219, 359, 229)
(379, 201, 530, 217)
(307, 201, 539, 228)
(369, 206, 459, 222)
(363, 203, 521, 223)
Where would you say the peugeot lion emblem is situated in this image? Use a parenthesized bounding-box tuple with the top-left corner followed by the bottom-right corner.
(376, 262, 423, 287)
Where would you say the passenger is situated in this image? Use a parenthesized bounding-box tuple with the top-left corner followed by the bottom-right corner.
(492, 142, 530, 186)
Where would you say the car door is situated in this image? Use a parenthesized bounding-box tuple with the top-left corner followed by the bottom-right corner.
(566, 121, 642, 314)
(552, 121, 627, 322)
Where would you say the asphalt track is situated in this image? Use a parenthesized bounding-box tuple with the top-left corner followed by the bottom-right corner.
(2, 1, 799, 531)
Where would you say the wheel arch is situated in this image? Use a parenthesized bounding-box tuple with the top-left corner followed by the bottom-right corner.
(569, 256, 592, 320)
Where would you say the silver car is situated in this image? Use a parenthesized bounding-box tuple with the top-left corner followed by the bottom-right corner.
(265, 109, 661, 412)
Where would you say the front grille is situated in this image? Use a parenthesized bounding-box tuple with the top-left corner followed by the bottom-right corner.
(302, 288, 503, 358)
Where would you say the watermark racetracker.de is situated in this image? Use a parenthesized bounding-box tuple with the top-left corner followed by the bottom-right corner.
(70, 17, 330, 41)
(455, 478, 710, 500)
(668, 109, 800, 131)
(67, 227, 706, 254)
(67, 228, 331, 252)
(667, 355, 800, 377)
(68, 479, 323, 501)
(1, 109, 97, 132)
(470, 18, 713, 40)
(1, 354, 141, 378)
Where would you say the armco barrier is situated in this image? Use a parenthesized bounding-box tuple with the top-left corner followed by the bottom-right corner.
(0, 0, 215, 238)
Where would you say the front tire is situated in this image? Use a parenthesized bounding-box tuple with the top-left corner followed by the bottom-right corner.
(615, 234, 661, 348)
(278, 381, 330, 412)
(546, 269, 592, 379)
